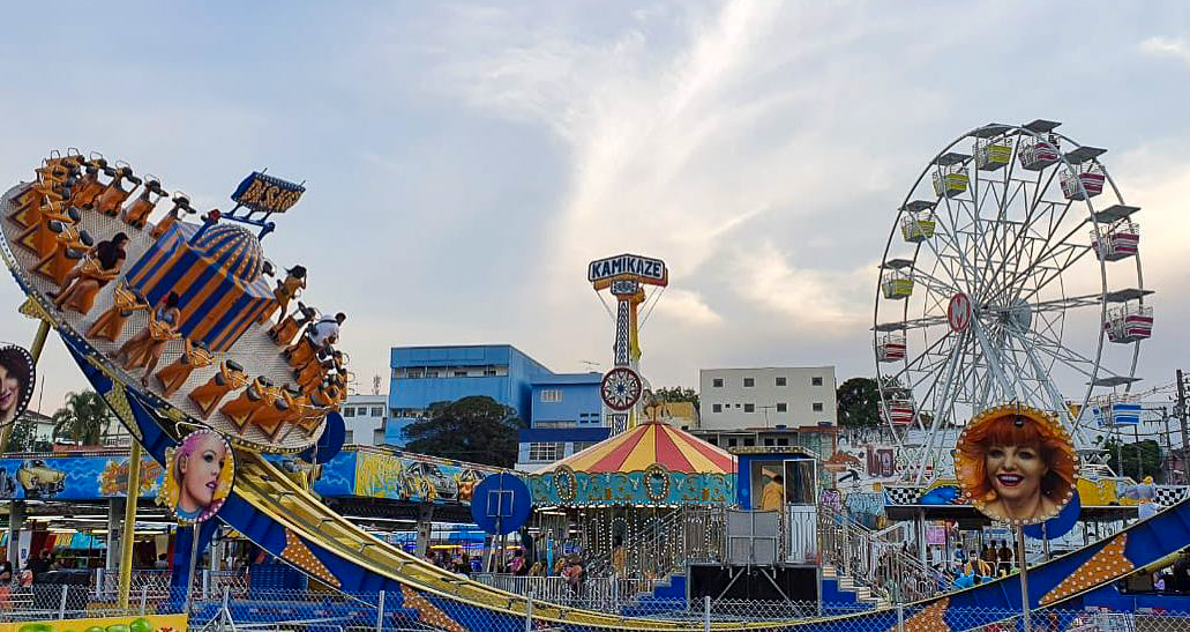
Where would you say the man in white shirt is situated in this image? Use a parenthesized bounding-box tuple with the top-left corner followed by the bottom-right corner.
(308, 312, 345, 347)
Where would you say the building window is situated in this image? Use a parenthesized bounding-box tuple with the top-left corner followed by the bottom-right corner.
(407, 370, 422, 379)
(764, 438, 774, 447)
(707, 438, 718, 446)
(813, 402, 824, 412)
(776, 402, 787, 413)
(454, 370, 468, 377)
(540, 389, 562, 403)
(345, 430, 355, 444)
(426, 370, 439, 378)
(484, 369, 497, 376)
(344, 408, 355, 417)
(743, 377, 754, 387)
(371, 407, 384, 417)
(712, 404, 722, 413)
(777, 438, 789, 446)
(812, 376, 824, 386)
(744, 403, 755, 413)
(727, 438, 738, 447)
(776, 376, 787, 386)
(573, 441, 597, 452)
(529, 442, 565, 462)
(712, 378, 724, 388)
(743, 438, 755, 447)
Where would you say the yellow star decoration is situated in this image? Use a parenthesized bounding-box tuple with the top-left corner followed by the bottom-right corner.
(1040, 534, 1131, 605)
(281, 529, 340, 588)
(401, 585, 464, 632)
(889, 598, 950, 632)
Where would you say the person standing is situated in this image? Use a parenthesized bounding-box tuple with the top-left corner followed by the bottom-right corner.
(998, 541, 1013, 575)
(760, 474, 785, 511)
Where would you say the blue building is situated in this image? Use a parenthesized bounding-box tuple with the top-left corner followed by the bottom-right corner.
(386, 344, 555, 446)
(516, 373, 609, 470)
(385, 344, 607, 469)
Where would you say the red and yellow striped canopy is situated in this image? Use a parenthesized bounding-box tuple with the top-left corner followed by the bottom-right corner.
(535, 421, 736, 475)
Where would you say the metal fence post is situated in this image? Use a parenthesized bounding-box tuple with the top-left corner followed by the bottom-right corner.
(703, 595, 711, 632)
(376, 590, 385, 632)
(896, 602, 905, 632)
(140, 586, 148, 615)
(59, 585, 69, 618)
(524, 590, 534, 632)
(203, 569, 210, 600)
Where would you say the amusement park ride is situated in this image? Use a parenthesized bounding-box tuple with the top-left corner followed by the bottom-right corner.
(874, 120, 1153, 486)
(2, 125, 1190, 631)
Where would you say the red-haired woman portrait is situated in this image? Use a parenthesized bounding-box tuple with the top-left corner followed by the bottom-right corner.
(955, 407, 1077, 525)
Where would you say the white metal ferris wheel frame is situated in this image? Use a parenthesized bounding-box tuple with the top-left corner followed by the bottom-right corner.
(872, 121, 1149, 483)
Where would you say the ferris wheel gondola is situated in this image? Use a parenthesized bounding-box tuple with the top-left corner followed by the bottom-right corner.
(873, 120, 1153, 484)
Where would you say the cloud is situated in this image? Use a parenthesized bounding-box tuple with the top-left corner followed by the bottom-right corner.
(1139, 36, 1190, 65)
(730, 241, 874, 335)
(650, 288, 721, 326)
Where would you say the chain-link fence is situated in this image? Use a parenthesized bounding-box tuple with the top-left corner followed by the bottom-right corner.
(1, 580, 1189, 631)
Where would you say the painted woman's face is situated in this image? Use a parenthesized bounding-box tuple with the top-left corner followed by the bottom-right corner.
(181, 434, 227, 509)
(985, 444, 1048, 503)
(0, 365, 19, 414)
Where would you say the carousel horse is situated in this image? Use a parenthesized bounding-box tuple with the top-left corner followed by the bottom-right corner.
(156, 338, 213, 397)
(219, 376, 279, 432)
(9, 166, 71, 228)
(93, 165, 140, 217)
(33, 222, 93, 286)
(294, 347, 336, 392)
(149, 193, 195, 239)
(70, 157, 108, 210)
(87, 284, 148, 341)
(18, 203, 80, 259)
(246, 383, 292, 439)
(120, 176, 166, 229)
(258, 266, 306, 324)
(189, 359, 247, 419)
(283, 331, 320, 369)
(53, 233, 129, 316)
(113, 302, 182, 374)
(268, 302, 316, 347)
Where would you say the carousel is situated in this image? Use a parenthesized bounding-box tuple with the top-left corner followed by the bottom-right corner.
(525, 416, 737, 579)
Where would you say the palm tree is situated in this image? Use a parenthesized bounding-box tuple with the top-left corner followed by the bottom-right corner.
(52, 391, 111, 446)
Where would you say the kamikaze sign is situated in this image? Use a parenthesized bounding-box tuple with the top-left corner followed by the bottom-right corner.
(588, 254, 668, 288)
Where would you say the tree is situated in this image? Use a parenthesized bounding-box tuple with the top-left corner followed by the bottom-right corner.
(836, 377, 880, 427)
(1100, 436, 1163, 482)
(52, 390, 111, 446)
(401, 396, 524, 467)
(4, 413, 52, 452)
(655, 386, 698, 410)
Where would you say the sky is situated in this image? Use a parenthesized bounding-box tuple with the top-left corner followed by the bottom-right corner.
(1, 1, 1189, 417)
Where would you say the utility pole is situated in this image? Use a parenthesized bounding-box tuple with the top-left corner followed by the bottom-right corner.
(1178, 369, 1188, 486)
(1162, 407, 1172, 482)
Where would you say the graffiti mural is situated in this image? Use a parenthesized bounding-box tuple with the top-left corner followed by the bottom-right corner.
(828, 428, 902, 492)
(0, 453, 162, 500)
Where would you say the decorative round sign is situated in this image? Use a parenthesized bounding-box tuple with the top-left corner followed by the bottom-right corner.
(0, 345, 36, 428)
(162, 429, 236, 525)
(601, 367, 643, 411)
(953, 405, 1078, 526)
(948, 293, 972, 332)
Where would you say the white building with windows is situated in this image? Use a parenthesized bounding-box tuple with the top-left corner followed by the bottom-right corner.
(698, 367, 837, 430)
(342, 393, 389, 446)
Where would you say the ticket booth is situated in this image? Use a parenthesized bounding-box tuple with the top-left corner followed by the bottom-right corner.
(734, 448, 819, 564)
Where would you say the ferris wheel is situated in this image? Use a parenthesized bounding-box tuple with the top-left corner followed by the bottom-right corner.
(873, 120, 1153, 483)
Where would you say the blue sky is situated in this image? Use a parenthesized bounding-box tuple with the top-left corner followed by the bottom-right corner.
(2, 1, 1189, 415)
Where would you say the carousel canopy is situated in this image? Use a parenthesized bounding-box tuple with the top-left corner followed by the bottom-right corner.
(535, 420, 736, 475)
